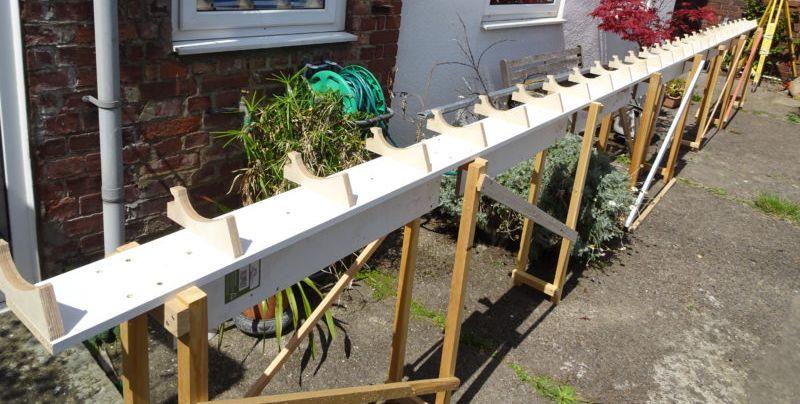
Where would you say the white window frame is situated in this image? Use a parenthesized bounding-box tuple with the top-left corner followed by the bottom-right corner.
(483, 0, 562, 23)
(171, 0, 355, 55)
(481, 0, 566, 31)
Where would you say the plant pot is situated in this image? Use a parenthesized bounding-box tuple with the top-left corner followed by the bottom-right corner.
(235, 295, 293, 337)
(663, 95, 681, 109)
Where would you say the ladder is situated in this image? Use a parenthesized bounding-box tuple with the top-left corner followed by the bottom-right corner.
(752, 0, 798, 89)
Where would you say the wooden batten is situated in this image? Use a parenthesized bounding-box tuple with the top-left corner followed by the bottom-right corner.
(473, 95, 530, 127)
(477, 174, 577, 241)
(366, 127, 432, 172)
(167, 186, 244, 259)
(0, 240, 64, 351)
(283, 151, 357, 208)
(426, 109, 488, 147)
(543, 75, 590, 111)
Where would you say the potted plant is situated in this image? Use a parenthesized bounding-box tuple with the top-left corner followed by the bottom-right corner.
(220, 70, 372, 346)
(663, 78, 686, 109)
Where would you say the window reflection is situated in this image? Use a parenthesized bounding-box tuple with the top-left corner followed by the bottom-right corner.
(197, 0, 325, 11)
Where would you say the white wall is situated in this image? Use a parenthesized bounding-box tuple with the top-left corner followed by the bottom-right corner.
(389, 0, 675, 145)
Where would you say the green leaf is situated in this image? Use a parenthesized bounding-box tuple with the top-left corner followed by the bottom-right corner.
(274, 292, 283, 349)
(284, 286, 300, 331)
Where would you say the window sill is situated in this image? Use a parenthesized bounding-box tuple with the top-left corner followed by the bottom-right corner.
(481, 17, 566, 31)
(172, 31, 358, 55)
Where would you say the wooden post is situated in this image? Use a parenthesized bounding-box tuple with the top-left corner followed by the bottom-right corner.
(663, 54, 704, 182)
(693, 45, 728, 149)
(121, 314, 150, 404)
(116, 242, 150, 404)
(388, 219, 421, 383)
(551, 102, 603, 304)
(435, 158, 487, 404)
(629, 73, 662, 188)
(512, 150, 547, 285)
(596, 112, 614, 152)
(716, 35, 747, 127)
(176, 286, 208, 404)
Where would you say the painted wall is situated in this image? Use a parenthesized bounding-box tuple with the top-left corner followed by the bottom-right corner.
(389, 0, 676, 145)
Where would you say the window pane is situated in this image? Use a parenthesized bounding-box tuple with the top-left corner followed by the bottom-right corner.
(489, 0, 554, 4)
(197, 0, 325, 11)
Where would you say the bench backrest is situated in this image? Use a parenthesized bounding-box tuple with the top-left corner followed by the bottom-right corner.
(500, 46, 583, 87)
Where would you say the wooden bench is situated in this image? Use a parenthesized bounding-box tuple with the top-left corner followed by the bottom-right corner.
(500, 46, 583, 88)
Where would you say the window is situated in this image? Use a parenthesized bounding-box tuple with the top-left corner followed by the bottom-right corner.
(482, 0, 565, 30)
(172, 0, 355, 54)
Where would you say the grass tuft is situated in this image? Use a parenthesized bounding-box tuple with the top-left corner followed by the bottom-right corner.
(509, 363, 584, 404)
(751, 192, 800, 223)
(787, 112, 800, 124)
(410, 300, 446, 329)
(355, 268, 396, 301)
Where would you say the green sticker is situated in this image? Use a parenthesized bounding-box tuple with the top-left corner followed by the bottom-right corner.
(224, 262, 261, 303)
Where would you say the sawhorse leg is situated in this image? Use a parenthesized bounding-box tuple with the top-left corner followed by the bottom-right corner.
(388, 219, 422, 383)
(551, 102, 603, 304)
(435, 159, 487, 404)
(630, 73, 663, 188)
(513, 150, 547, 285)
(693, 45, 728, 150)
(176, 286, 209, 404)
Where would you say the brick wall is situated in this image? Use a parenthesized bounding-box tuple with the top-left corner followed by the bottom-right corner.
(21, 0, 402, 278)
(702, 0, 747, 19)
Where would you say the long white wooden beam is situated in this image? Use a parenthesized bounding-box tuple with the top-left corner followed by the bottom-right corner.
(0, 19, 756, 354)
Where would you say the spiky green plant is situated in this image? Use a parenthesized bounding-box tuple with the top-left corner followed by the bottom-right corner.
(219, 70, 369, 350)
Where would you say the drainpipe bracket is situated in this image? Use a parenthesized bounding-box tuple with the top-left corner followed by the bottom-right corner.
(82, 95, 121, 110)
(101, 187, 125, 204)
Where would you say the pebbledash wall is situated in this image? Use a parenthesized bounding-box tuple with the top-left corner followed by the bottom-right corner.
(388, 0, 677, 145)
(21, 0, 403, 279)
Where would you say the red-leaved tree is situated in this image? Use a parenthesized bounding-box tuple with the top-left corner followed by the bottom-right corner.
(591, 0, 717, 48)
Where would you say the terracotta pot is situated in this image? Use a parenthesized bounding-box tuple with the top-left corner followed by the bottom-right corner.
(242, 295, 277, 321)
(663, 95, 681, 109)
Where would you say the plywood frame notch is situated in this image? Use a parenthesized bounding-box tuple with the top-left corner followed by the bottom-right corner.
(0, 240, 64, 351)
(426, 109, 489, 147)
(283, 151, 357, 208)
(167, 186, 244, 259)
(366, 127, 432, 172)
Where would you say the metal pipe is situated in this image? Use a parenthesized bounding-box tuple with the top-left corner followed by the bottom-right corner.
(89, 0, 125, 255)
(417, 67, 592, 119)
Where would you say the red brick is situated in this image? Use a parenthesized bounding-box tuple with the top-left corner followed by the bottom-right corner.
(183, 132, 209, 150)
(39, 138, 67, 158)
(44, 113, 81, 136)
(74, 24, 94, 43)
(51, 2, 93, 22)
(123, 142, 150, 164)
(201, 73, 251, 92)
(160, 60, 189, 79)
(139, 79, 196, 101)
(152, 137, 182, 156)
(78, 193, 102, 215)
(214, 90, 241, 108)
(44, 197, 78, 221)
(57, 46, 95, 66)
(26, 48, 55, 70)
(63, 213, 103, 237)
(85, 152, 101, 173)
(45, 156, 84, 179)
(68, 133, 99, 152)
(79, 232, 104, 252)
(187, 96, 211, 114)
(28, 70, 70, 92)
(142, 116, 202, 140)
(370, 29, 399, 45)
